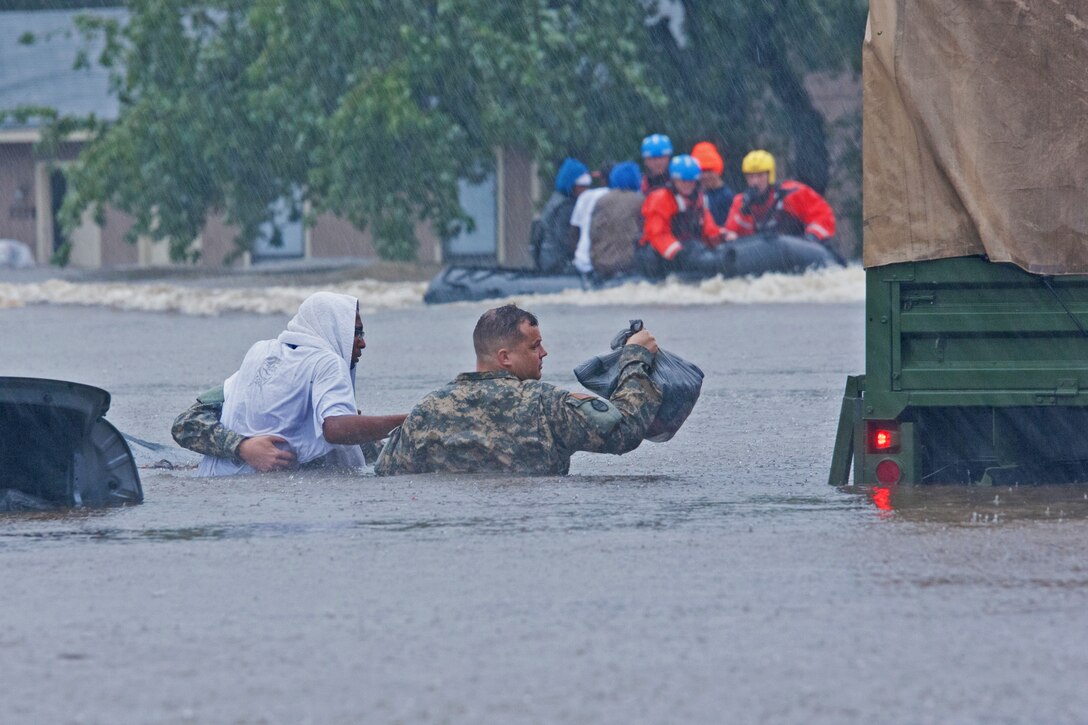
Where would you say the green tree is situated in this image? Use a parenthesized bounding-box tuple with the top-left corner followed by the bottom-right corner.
(57, 1, 274, 262)
(28, 0, 865, 262)
(55, 0, 659, 261)
(0, 1, 120, 9)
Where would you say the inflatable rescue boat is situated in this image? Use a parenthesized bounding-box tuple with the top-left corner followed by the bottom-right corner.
(424, 233, 842, 304)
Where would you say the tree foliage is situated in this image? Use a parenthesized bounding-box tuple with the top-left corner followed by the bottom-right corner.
(646, 1, 866, 194)
(0, 0, 120, 9)
(38, 0, 865, 262)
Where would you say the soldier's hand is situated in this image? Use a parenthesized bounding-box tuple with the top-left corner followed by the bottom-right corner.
(627, 329, 658, 355)
(238, 435, 296, 472)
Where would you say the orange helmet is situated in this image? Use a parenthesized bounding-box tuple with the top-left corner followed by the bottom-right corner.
(691, 142, 724, 175)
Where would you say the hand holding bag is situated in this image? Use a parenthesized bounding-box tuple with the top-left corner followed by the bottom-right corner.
(573, 320, 704, 442)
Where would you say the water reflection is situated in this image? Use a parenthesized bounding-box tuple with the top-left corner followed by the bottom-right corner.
(846, 483, 1088, 524)
(0, 506, 119, 523)
(0, 521, 344, 546)
(0, 484, 867, 548)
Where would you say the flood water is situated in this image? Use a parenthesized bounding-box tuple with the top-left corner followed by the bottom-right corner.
(3, 291, 1088, 723)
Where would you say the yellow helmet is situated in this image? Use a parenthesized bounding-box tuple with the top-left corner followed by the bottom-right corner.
(741, 150, 776, 184)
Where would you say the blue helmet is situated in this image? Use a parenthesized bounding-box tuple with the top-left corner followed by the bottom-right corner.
(668, 154, 701, 181)
(640, 133, 673, 159)
(608, 161, 642, 191)
(554, 157, 589, 196)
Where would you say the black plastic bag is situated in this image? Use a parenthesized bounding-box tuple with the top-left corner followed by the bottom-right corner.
(573, 320, 704, 442)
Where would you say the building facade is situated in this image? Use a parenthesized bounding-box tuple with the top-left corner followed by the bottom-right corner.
(0, 9, 535, 269)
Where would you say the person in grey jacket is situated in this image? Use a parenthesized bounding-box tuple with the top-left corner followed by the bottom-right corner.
(533, 157, 591, 273)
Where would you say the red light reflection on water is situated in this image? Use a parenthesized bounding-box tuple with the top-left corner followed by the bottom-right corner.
(870, 485, 895, 516)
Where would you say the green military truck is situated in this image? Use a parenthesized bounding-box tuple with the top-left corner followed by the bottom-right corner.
(830, 258, 1088, 485)
(829, 2, 1088, 486)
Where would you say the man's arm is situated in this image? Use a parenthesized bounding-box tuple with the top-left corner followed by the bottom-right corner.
(642, 191, 683, 260)
(723, 193, 748, 241)
(171, 397, 245, 461)
(170, 388, 296, 471)
(548, 331, 663, 456)
(787, 184, 836, 240)
(323, 414, 408, 446)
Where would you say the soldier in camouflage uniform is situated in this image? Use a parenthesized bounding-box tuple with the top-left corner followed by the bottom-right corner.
(172, 386, 296, 470)
(171, 388, 385, 469)
(374, 304, 662, 476)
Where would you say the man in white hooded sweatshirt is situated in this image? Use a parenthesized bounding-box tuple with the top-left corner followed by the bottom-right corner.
(194, 292, 405, 476)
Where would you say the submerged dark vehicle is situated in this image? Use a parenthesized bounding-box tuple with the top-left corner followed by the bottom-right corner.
(0, 378, 142, 511)
(424, 233, 841, 305)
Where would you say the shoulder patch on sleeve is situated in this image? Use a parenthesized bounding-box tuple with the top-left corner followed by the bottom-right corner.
(565, 393, 621, 436)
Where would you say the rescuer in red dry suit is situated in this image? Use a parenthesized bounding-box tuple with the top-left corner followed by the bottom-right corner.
(636, 154, 727, 278)
(723, 150, 838, 256)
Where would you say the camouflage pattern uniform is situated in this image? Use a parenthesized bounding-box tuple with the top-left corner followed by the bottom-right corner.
(170, 387, 246, 463)
(170, 386, 383, 464)
(374, 344, 661, 476)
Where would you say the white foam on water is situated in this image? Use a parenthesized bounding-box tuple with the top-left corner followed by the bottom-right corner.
(0, 265, 864, 315)
(0, 279, 428, 316)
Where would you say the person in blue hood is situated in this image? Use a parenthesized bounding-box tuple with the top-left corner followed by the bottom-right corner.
(579, 161, 645, 277)
(532, 157, 592, 273)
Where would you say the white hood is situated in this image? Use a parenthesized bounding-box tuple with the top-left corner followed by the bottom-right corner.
(278, 291, 359, 364)
(278, 291, 361, 398)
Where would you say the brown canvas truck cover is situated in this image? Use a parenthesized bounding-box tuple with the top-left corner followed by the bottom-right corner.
(863, 0, 1088, 273)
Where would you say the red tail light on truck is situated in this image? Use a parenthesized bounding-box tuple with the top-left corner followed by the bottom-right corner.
(867, 421, 900, 453)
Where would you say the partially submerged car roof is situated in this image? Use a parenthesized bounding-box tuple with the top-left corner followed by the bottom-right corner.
(0, 377, 142, 511)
